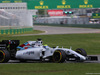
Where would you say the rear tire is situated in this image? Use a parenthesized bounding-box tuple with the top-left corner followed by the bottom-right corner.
(53, 50, 66, 63)
(0, 50, 10, 63)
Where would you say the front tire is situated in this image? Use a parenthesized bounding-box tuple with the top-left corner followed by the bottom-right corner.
(53, 50, 66, 63)
(75, 48, 87, 56)
(0, 50, 10, 63)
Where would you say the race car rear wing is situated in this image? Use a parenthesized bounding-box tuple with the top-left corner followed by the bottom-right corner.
(0, 40, 19, 59)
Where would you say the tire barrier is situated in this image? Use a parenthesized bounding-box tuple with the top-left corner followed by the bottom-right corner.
(0, 28, 33, 34)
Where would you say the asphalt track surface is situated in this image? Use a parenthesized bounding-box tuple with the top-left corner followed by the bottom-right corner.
(15, 25, 100, 36)
(7, 25, 100, 63)
(34, 25, 100, 34)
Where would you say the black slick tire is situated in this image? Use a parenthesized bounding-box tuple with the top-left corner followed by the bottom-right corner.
(53, 50, 66, 63)
(0, 50, 10, 63)
(75, 48, 87, 56)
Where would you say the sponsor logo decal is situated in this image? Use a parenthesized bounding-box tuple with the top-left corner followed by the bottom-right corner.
(23, 51, 34, 55)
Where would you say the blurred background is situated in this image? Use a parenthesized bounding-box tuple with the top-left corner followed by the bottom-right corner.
(0, 0, 100, 34)
(34, 9, 100, 25)
(0, 3, 37, 34)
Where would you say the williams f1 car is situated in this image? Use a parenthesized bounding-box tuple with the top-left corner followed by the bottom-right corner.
(0, 39, 98, 63)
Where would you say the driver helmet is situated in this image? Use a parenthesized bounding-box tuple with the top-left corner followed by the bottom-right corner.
(43, 44, 48, 49)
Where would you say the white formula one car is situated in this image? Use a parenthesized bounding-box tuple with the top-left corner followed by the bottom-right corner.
(0, 39, 97, 63)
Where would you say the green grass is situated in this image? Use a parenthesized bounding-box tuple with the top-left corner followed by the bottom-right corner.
(0, 63, 100, 75)
(0, 33, 100, 75)
(0, 33, 100, 55)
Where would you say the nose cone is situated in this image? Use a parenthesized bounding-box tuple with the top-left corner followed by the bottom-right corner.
(79, 56, 87, 61)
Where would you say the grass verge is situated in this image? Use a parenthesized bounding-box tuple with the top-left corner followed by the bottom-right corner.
(0, 63, 100, 75)
(0, 33, 100, 75)
(0, 33, 100, 55)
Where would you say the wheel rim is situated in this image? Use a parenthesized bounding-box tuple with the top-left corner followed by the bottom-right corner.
(0, 51, 5, 62)
(53, 51, 62, 62)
